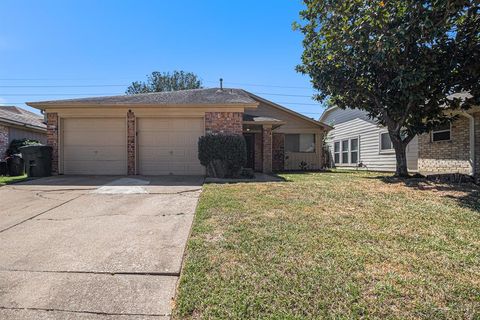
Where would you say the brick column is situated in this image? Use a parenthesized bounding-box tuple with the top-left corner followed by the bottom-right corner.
(262, 125, 272, 173)
(46, 113, 59, 175)
(0, 124, 8, 158)
(127, 110, 136, 175)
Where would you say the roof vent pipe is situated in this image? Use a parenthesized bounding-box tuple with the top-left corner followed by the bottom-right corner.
(219, 78, 223, 90)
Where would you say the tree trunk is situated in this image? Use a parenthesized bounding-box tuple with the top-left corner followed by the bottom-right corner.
(390, 132, 409, 177)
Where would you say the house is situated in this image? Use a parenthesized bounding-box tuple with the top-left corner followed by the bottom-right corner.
(320, 106, 419, 172)
(26, 88, 331, 176)
(0, 106, 47, 158)
(417, 106, 480, 182)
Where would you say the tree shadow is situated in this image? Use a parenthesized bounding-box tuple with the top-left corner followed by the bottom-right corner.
(370, 175, 480, 213)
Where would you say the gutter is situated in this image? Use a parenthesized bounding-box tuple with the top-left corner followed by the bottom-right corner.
(0, 117, 47, 132)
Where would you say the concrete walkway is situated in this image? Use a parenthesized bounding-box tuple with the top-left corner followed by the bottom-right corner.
(0, 175, 203, 319)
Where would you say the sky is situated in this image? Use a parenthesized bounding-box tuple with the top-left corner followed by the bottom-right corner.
(0, 0, 324, 117)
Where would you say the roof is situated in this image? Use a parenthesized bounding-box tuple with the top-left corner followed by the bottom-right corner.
(27, 88, 258, 108)
(244, 91, 333, 130)
(319, 106, 338, 122)
(25, 87, 332, 130)
(0, 106, 46, 131)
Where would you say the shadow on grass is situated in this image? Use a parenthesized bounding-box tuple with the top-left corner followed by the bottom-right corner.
(371, 175, 480, 213)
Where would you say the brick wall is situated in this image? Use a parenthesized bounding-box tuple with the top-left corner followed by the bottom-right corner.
(474, 112, 480, 182)
(0, 124, 8, 158)
(205, 112, 243, 135)
(418, 115, 471, 174)
(272, 133, 285, 171)
(127, 110, 136, 175)
(46, 113, 59, 175)
(254, 133, 263, 172)
(262, 126, 272, 173)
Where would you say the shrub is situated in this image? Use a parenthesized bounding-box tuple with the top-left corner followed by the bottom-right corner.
(7, 139, 42, 156)
(198, 134, 247, 178)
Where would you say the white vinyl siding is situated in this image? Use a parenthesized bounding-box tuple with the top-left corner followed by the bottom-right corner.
(325, 117, 418, 172)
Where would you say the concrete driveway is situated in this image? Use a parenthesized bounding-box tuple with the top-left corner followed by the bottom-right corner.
(0, 175, 203, 319)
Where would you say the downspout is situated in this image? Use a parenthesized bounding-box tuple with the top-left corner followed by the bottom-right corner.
(463, 112, 475, 176)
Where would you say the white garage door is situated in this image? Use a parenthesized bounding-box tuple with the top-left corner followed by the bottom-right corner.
(62, 118, 127, 175)
(138, 117, 204, 175)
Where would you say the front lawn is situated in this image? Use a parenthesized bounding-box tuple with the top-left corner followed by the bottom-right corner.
(174, 171, 479, 319)
(0, 174, 27, 186)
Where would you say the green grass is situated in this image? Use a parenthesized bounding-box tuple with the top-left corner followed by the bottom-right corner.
(174, 171, 480, 320)
(0, 174, 27, 186)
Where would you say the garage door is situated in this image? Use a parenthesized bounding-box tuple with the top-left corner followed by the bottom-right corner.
(138, 117, 204, 175)
(62, 118, 127, 175)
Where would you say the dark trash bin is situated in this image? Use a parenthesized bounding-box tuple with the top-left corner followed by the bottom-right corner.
(7, 155, 25, 176)
(0, 161, 7, 176)
(19, 145, 52, 177)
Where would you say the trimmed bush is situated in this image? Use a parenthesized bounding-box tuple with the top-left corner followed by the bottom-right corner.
(7, 139, 42, 156)
(198, 134, 247, 178)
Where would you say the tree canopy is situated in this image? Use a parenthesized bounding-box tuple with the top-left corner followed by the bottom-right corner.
(126, 71, 203, 94)
(296, 0, 479, 176)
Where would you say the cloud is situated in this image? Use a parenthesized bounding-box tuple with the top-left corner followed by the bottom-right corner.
(0, 97, 8, 106)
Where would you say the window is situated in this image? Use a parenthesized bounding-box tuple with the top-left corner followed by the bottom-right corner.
(380, 132, 394, 152)
(334, 141, 340, 164)
(341, 140, 349, 163)
(333, 137, 359, 165)
(285, 134, 315, 153)
(432, 123, 451, 142)
(350, 138, 358, 164)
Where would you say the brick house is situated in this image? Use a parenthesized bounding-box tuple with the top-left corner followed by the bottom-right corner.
(0, 106, 47, 158)
(26, 88, 331, 176)
(417, 106, 480, 182)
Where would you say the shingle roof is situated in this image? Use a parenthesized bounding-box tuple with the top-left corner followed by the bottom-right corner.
(27, 88, 257, 107)
(0, 106, 46, 130)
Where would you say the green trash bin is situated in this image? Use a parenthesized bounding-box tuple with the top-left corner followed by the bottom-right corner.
(19, 145, 53, 177)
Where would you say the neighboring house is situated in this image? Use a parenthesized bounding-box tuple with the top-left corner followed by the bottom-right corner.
(27, 88, 331, 176)
(0, 106, 47, 158)
(320, 106, 419, 172)
(417, 106, 480, 182)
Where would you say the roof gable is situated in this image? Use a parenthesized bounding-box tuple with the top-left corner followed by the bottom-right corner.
(244, 91, 332, 130)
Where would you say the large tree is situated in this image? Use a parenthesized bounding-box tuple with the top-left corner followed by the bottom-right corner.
(126, 70, 202, 94)
(296, 0, 479, 176)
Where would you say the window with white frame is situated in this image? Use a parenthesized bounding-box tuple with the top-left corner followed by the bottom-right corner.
(432, 123, 451, 142)
(285, 134, 316, 153)
(333, 138, 359, 164)
(350, 138, 358, 164)
(380, 132, 394, 152)
(334, 141, 340, 164)
(341, 140, 349, 163)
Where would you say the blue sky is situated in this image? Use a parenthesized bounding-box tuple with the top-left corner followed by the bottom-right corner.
(0, 0, 324, 117)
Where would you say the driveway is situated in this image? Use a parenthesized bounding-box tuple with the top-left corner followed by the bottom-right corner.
(0, 175, 203, 319)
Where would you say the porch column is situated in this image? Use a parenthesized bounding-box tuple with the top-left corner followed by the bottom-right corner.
(262, 125, 272, 173)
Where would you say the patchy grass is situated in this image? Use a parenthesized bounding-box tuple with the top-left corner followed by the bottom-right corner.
(0, 174, 27, 186)
(174, 171, 480, 320)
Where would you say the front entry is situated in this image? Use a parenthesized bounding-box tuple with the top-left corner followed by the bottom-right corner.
(244, 133, 255, 170)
